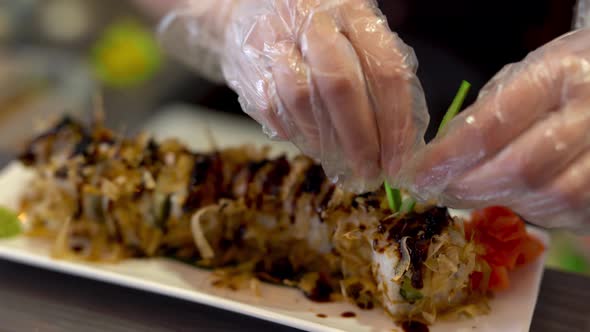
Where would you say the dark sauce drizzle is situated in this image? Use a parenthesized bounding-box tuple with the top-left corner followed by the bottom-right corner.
(300, 164, 325, 194)
(19, 116, 82, 166)
(304, 273, 334, 303)
(261, 156, 290, 197)
(401, 321, 429, 332)
(141, 139, 160, 168)
(183, 153, 223, 212)
(381, 207, 450, 289)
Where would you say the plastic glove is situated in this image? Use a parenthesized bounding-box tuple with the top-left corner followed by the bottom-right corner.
(401, 28, 590, 230)
(575, 0, 590, 29)
(159, 0, 429, 192)
(158, 0, 236, 82)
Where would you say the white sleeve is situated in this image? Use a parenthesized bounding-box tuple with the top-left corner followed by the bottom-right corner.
(574, 0, 590, 29)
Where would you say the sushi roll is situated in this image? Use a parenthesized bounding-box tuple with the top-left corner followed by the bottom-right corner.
(17, 116, 542, 325)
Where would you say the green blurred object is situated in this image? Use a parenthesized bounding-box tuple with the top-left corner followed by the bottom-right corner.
(0, 206, 21, 238)
(561, 254, 590, 274)
(546, 232, 590, 275)
(91, 18, 162, 88)
(438, 80, 472, 134)
(384, 181, 400, 212)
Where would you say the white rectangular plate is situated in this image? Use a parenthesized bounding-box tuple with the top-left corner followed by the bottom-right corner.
(0, 107, 549, 332)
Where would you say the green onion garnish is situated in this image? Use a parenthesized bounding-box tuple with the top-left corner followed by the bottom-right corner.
(0, 207, 21, 238)
(400, 276, 423, 302)
(384, 181, 400, 212)
(400, 198, 416, 214)
(438, 80, 472, 135)
(383, 80, 472, 213)
(392, 188, 402, 211)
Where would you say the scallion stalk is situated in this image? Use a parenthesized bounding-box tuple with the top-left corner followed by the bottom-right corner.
(384, 181, 402, 212)
(384, 80, 472, 213)
(438, 80, 471, 135)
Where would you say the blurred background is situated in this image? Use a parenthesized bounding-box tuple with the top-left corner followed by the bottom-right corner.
(0, 0, 587, 275)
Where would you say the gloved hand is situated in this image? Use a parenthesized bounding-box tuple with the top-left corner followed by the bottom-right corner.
(158, 0, 429, 192)
(401, 28, 590, 229)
